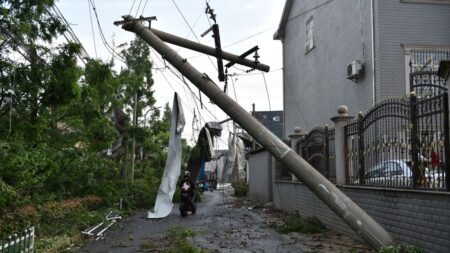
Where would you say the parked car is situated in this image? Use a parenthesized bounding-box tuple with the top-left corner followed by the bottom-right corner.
(363, 160, 414, 187)
(362, 160, 446, 188)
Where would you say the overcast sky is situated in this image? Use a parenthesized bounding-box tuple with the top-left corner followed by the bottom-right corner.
(56, 0, 285, 148)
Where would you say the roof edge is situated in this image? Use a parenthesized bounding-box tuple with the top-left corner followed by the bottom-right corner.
(273, 0, 294, 40)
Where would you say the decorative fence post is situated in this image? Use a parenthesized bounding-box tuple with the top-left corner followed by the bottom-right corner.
(410, 91, 420, 188)
(444, 92, 450, 191)
(357, 112, 365, 185)
(331, 106, 354, 185)
(289, 127, 304, 182)
(324, 125, 330, 179)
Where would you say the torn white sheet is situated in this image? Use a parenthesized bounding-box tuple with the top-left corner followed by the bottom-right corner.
(148, 93, 185, 219)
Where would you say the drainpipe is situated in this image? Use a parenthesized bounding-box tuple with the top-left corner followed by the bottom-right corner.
(117, 17, 395, 250)
(371, 0, 376, 105)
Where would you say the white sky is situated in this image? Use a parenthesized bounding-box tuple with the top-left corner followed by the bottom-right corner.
(56, 0, 285, 148)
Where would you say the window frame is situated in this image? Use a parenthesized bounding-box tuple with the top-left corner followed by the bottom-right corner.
(305, 16, 315, 54)
(402, 44, 450, 94)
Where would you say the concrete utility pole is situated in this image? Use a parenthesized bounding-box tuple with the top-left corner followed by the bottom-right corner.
(147, 28, 270, 73)
(115, 16, 394, 250)
(131, 91, 137, 183)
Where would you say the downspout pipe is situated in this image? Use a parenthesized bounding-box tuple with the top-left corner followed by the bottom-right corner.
(371, 0, 376, 105)
(118, 17, 394, 250)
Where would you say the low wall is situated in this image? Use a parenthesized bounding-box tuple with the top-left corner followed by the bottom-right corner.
(273, 181, 450, 253)
(248, 150, 273, 204)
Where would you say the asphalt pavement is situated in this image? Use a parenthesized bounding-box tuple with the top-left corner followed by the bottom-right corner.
(75, 186, 371, 253)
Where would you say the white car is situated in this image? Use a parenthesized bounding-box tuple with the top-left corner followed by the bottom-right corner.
(363, 160, 415, 187)
(363, 160, 446, 189)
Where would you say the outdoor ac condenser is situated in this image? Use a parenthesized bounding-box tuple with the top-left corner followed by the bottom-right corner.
(347, 60, 364, 80)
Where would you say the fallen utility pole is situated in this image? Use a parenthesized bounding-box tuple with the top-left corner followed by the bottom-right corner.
(148, 28, 269, 73)
(116, 16, 394, 250)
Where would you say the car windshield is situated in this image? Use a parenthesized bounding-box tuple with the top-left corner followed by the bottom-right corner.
(365, 161, 405, 178)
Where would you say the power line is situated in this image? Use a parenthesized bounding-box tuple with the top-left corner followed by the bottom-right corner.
(134, 0, 144, 17)
(87, 0, 98, 58)
(49, 6, 89, 64)
(140, 0, 149, 16)
(261, 72, 272, 111)
(88, 0, 127, 64)
(150, 49, 205, 126)
(150, 47, 220, 126)
(128, 0, 136, 16)
(170, 0, 218, 72)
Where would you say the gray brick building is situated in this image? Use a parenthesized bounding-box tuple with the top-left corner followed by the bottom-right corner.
(274, 0, 450, 136)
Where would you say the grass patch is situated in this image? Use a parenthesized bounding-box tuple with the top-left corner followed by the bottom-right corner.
(35, 234, 74, 253)
(276, 215, 326, 234)
(140, 225, 208, 253)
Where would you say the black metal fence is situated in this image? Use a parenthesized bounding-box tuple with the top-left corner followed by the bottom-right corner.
(297, 126, 336, 183)
(410, 71, 447, 98)
(345, 91, 449, 191)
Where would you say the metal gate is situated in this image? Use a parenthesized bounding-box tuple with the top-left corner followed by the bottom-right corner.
(345, 90, 449, 191)
(298, 126, 335, 182)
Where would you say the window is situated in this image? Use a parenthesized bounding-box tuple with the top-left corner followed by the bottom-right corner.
(305, 17, 314, 53)
(403, 46, 450, 93)
(275, 159, 291, 181)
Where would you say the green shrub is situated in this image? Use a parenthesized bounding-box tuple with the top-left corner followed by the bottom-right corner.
(232, 182, 248, 197)
(0, 180, 19, 212)
(277, 215, 326, 234)
(379, 245, 423, 253)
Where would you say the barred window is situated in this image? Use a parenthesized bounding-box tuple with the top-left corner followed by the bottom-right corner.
(305, 17, 314, 53)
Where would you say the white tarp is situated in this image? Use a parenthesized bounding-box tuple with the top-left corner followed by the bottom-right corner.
(148, 93, 185, 219)
(222, 131, 246, 182)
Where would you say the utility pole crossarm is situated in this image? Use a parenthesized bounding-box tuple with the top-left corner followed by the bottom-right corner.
(115, 16, 394, 251)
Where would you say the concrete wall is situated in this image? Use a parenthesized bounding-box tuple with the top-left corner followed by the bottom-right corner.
(248, 150, 273, 204)
(273, 181, 450, 253)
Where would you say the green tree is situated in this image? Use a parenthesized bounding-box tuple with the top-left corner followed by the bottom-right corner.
(0, 0, 81, 142)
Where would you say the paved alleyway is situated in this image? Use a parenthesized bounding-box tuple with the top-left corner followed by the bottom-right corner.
(76, 187, 372, 253)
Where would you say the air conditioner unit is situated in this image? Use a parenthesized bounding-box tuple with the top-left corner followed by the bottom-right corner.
(347, 60, 364, 80)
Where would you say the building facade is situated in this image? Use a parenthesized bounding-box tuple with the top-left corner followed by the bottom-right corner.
(274, 0, 450, 136)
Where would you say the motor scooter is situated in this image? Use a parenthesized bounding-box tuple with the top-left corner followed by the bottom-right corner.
(179, 192, 196, 217)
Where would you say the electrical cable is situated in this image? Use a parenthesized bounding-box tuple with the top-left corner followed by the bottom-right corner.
(88, 0, 127, 64)
(140, 0, 149, 16)
(88, 0, 98, 58)
(261, 72, 272, 111)
(170, 0, 218, 71)
(229, 74, 238, 102)
(128, 0, 136, 16)
(48, 6, 88, 64)
(134, 0, 143, 17)
(150, 48, 219, 123)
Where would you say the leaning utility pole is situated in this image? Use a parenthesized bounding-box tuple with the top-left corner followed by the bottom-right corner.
(114, 16, 394, 250)
(131, 91, 137, 183)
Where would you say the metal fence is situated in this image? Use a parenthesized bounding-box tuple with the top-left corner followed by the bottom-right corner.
(0, 227, 34, 253)
(345, 92, 449, 191)
(410, 71, 447, 98)
(297, 126, 336, 183)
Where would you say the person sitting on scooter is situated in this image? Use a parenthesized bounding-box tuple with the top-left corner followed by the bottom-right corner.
(179, 171, 196, 216)
(179, 171, 195, 196)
